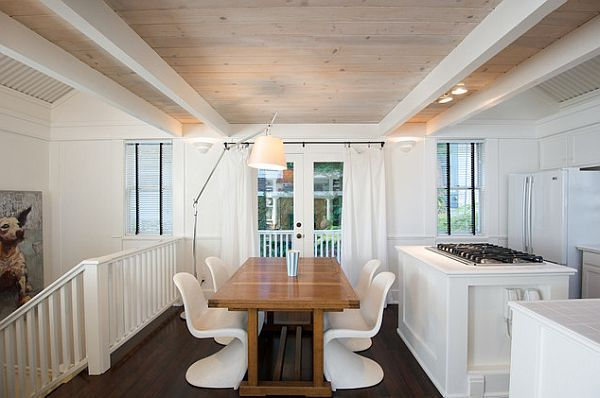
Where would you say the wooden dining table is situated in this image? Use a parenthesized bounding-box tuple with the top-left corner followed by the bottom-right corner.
(208, 257, 359, 397)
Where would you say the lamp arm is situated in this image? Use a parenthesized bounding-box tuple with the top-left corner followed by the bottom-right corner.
(192, 146, 227, 206)
(191, 145, 226, 279)
(190, 112, 278, 278)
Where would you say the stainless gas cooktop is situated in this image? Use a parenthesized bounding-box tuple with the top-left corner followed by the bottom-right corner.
(427, 243, 545, 266)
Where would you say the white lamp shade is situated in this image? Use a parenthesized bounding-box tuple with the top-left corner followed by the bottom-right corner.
(247, 135, 286, 170)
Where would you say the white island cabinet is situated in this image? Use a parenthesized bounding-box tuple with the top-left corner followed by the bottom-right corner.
(396, 246, 575, 398)
(509, 300, 600, 398)
(578, 245, 600, 298)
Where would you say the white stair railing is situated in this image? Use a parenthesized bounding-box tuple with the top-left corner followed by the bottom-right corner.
(0, 237, 182, 398)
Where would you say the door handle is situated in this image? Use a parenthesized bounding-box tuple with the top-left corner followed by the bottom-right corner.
(296, 222, 302, 228)
(523, 177, 529, 252)
(296, 233, 304, 239)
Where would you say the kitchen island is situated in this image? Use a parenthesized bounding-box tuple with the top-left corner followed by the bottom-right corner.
(396, 246, 575, 398)
(509, 299, 600, 398)
(578, 245, 600, 298)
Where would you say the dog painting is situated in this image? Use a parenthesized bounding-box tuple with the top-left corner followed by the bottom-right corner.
(0, 191, 43, 319)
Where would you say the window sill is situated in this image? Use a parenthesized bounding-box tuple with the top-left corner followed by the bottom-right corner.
(121, 235, 172, 241)
(435, 235, 489, 242)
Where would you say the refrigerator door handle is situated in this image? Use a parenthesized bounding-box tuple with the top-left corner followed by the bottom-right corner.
(522, 177, 529, 252)
(527, 176, 534, 253)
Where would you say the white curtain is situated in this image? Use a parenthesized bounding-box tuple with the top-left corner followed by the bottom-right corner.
(341, 146, 388, 285)
(219, 146, 258, 270)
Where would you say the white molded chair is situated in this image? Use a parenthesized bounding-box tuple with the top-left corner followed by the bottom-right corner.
(354, 259, 381, 300)
(205, 256, 237, 281)
(205, 257, 237, 345)
(332, 259, 381, 352)
(173, 272, 247, 389)
(205, 256, 232, 291)
(323, 272, 395, 391)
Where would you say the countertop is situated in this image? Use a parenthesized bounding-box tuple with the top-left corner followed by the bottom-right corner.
(577, 245, 600, 255)
(510, 299, 600, 352)
(397, 246, 576, 276)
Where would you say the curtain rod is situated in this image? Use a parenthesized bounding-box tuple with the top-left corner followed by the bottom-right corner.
(224, 141, 385, 149)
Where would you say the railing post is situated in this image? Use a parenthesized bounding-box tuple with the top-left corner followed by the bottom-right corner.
(83, 260, 111, 375)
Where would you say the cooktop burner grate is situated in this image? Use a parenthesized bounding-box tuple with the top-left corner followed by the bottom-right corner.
(429, 243, 544, 266)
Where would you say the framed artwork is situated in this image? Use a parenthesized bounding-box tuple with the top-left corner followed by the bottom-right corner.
(0, 191, 43, 319)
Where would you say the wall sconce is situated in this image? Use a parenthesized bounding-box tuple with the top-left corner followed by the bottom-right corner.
(388, 137, 418, 153)
(397, 140, 416, 153)
(191, 141, 213, 153)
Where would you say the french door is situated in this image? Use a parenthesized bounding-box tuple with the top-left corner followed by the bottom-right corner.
(257, 153, 343, 260)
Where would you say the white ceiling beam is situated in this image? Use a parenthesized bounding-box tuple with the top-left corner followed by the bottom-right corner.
(0, 11, 182, 137)
(427, 15, 600, 135)
(40, 0, 230, 136)
(378, 0, 567, 136)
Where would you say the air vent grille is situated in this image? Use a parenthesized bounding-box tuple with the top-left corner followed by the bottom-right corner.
(0, 53, 72, 103)
(538, 55, 600, 103)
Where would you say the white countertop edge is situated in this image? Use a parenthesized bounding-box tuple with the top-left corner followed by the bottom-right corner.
(396, 246, 576, 276)
(510, 301, 600, 353)
(577, 245, 600, 255)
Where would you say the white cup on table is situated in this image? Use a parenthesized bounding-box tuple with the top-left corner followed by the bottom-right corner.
(286, 250, 300, 277)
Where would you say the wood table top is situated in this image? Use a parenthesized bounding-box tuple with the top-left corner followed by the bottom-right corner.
(208, 257, 359, 311)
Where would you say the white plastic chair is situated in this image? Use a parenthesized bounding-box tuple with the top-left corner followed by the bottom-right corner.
(205, 257, 237, 345)
(330, 259, 381, 352)
(323, 272, 395, 391)
(173, 272, 247, 389)
(205, 256, 232, 292)
(354, 259, 381, 300)
(205, 256, 237, 282)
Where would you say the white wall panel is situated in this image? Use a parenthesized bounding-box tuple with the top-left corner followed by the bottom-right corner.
(540, 135, 568, 169)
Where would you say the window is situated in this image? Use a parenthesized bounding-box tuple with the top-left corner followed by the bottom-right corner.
(437, 142, 483, 235)
(125, 141, 172, 235)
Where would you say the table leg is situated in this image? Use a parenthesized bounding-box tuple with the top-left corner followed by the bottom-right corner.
(248, 308, 258, 387)
(312, 309, 324, 387)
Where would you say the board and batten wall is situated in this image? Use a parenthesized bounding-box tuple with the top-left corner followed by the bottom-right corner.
(4, 87, 600, 295)
(49, 92, 544, 299)
(537, 95, 600, 170)
(0, 86, 53, 284)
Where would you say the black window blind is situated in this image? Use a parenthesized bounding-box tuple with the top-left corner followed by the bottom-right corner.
(125, 141, 172, 235)
(437, 142, 483, 235)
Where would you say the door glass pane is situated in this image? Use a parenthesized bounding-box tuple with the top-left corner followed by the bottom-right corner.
(257, 162, 294, 257)
(313, 162, 343, 261)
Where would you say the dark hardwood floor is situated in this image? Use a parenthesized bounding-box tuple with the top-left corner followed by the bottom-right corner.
(49, 305, 441, 398)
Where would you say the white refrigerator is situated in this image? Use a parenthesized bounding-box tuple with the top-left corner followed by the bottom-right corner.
(508, 168, 600, 298)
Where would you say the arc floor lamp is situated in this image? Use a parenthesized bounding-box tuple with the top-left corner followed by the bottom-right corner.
(182, 114, 286, 318)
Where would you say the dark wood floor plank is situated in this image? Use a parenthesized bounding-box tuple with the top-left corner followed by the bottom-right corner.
(49, 305, 442, 398)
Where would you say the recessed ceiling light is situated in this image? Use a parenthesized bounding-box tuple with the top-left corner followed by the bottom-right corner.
(438, 94, 453, 104)
(451, 83, 468, 95)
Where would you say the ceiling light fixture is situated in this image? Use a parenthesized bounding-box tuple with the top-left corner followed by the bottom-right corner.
(451, 83, 468, 95)
(438, 94, 453, 104)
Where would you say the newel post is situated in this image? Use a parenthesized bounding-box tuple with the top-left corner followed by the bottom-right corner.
(83, 260, 111, 374)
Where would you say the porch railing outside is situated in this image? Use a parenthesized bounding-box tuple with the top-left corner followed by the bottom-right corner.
(258, 230, 342, 262)
(313, 229, 342, 263)
(0, 238, 182, 398)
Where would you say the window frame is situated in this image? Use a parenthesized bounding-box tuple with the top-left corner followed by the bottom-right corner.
(124, 139, 173, 237)
(436, 140, 484, 236)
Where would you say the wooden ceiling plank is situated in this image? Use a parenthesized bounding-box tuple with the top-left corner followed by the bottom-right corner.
(378, 0, 567, 135)
(40, 0, 230, 135)
(106, 0, 500, 11)
(116, 9, 488, 25)
(0, 10, 181, 136)
(427, 15, 600, 134)
(127, 22, 478, 38)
